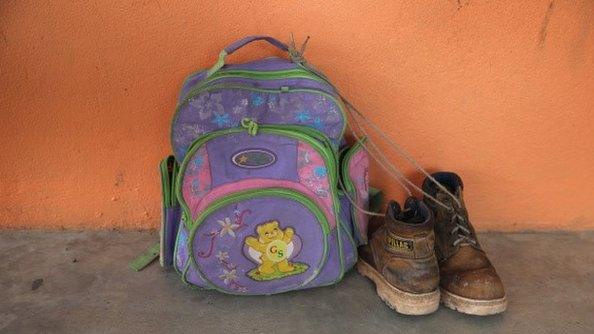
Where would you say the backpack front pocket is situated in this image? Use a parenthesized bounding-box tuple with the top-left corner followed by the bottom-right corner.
(186, 187, 331, 295)
(174, 123, 344, 294)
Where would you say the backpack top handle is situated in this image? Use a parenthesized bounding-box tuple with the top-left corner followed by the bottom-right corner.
(207, 35, 289, 77)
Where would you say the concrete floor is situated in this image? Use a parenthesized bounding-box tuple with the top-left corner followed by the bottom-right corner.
(0, 231, 592, 334)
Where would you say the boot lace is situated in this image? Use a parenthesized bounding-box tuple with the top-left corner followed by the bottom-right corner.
(449, 210, 477, 247)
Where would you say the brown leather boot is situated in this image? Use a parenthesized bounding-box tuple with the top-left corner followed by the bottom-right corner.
(357, 197, 440, 315)
(423, 172, 507, 316)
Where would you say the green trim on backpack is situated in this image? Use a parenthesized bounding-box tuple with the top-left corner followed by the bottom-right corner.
(206, 50, 228, 77)
(129, 243, 160, 272)
(160, 156, 179, 208)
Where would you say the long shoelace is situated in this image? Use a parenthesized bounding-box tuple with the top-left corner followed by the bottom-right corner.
(287, 35, 461, 215)
(449, 210, 477, 246)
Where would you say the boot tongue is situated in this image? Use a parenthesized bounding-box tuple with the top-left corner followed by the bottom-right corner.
(400, 208, 424, 224)
(401, 197, 425, 224)
(387, 199, 425, 225)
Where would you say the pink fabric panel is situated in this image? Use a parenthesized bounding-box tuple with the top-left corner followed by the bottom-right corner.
(297, 142, 334, 215)
(181, 146, 212, 212)
(190, 178, 336, 229)
(349, 148, 369, 238)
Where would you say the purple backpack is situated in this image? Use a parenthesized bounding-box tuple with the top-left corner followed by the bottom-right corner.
(161, 36, 371, 295)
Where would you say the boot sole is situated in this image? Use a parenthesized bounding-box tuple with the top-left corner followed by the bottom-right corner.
(357, 259, 440, 315)
(440, 288, 507, 316)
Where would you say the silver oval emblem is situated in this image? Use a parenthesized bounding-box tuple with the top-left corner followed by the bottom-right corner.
(232, 149, 276, 169)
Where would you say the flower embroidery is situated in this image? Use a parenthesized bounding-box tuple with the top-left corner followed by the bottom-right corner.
(313, 166, 327, 178)
(215, 251, 229, 262)
(295, 111, 311, 122)
(267, 101, 276, 112)
(191, 179, 201, 195)
(315, 95, 328, 107)
(212, 113, 231, 127)
(315, 188, 329, 198)
(218, 217, 239, 237)
(193, 156, 204, 170)
(232, 98, 249, 115)
(182, 123, 204, 137)
(196, 208, 251, 258)
(250, 93, 265, 107)
(219, 269, 238, 285)
(298, 150, 311, 168)
(297, 144, 333, 211)
(232, 105, 243, 114)
(312, 117, 325, 130)
(191, 93, 224, 120)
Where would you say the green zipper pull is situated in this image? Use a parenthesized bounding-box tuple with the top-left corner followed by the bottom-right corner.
(241, 118, 259, 136)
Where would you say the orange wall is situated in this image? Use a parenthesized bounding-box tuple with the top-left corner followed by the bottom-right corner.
(1, 1, 593, 230)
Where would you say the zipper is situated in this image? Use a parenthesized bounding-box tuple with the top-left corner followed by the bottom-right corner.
(189, 187, 331, 235)
(181, 68, 331, 100)
(175, 124, 341, 230)
(188, 187, 331, 293)
(218, 68, 327, 81)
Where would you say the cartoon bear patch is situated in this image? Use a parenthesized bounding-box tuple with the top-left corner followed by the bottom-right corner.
(243, 220, 308, 281)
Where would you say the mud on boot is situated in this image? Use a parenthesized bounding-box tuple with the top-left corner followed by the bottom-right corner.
(423, 172, 507, 316)
(357, 197, 440, 315)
